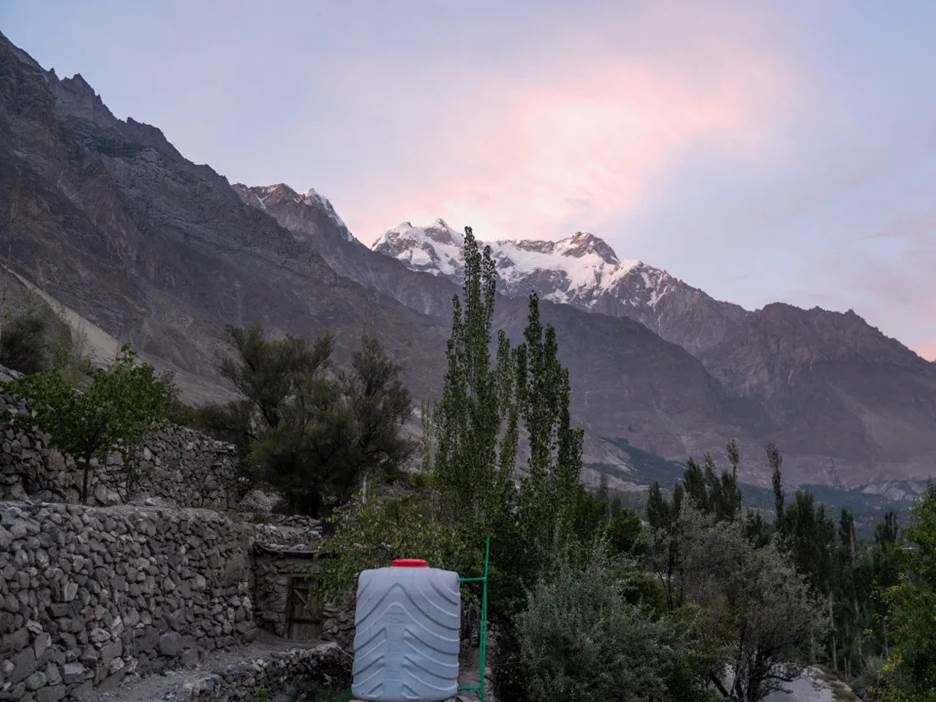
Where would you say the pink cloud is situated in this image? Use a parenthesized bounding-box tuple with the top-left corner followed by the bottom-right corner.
(346, 42, 793, 244)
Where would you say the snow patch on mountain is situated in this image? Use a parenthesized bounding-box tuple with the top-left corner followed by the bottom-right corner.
(372, 220, 671, 308)
(373, 219, 465, 277)
(495, 234, 640, 302)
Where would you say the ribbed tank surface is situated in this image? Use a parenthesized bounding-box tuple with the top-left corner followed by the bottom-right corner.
(352, 565, 461, 702)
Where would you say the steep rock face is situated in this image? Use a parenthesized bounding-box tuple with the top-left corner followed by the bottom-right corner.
(232, 184, 456, 320)
(0, 34, 745, 486)
(700, 304, 936, 486)
(0, 30, 449, 403)
(370, 218, 936, 486)
(3, 32, 934, 490)
(232, 184, 748, 480)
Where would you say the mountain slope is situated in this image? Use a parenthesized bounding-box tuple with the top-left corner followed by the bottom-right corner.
(241, 188, 936, 488)
(0, 34, 746, 488)
(2, 32, 934, 491)
(0, 31, 449, 403)
(371, 219, 936, 486)
(231, 184, 456, 320)
(231, 184, 751, 480)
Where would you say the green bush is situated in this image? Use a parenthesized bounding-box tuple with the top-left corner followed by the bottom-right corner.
(315, 492, 472, 603)
(516, 545, 672, 701)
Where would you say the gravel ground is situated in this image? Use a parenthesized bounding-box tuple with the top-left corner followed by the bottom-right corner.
(96, 634, 495, 702)
(764, 667, 859, 702)
(96, 634, 344, 702)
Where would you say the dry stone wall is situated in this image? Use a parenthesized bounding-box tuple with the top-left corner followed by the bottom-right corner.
(0, 388, 239, 509)
(0, 391, 48, 504)
(0, 502, 255, 702)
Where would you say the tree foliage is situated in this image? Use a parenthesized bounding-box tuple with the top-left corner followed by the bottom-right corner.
(432, 227, 516, 539)
(516, 545, 676, 702)
(427, 227, 588, 618)
(675, 505, 828, 701)
(515, 293, 585, 562)
(0, 308, 78, 376)
(208, 326, 413, 516)
(8, 346, 174, 501)
(0, 312, 51, 374)
(219, 323, 333, 437)
(315, 492, 471, 604)
(875, 485, 936, 702)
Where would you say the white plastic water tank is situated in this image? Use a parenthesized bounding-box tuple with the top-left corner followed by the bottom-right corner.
(352, 559, 461, 702)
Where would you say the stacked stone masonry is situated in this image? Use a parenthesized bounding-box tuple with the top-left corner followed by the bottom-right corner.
(250, 547, 355, 650)
(0, 389, 239, 509)
(0, 502, 256, 702)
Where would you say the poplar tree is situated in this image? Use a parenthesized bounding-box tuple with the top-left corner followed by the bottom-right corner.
(433, 227, 517, 538)
(515, 293, 584, 558)
(768, 443, 785, 530)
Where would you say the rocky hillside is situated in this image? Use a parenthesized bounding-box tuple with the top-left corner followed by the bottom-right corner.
(0, 32, 737, 487)
(2, 31, 934, 491)
(371, 219, 936, 487)
(0, 31, 449, 404)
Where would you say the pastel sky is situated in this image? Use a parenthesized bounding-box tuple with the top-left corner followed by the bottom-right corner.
(2, 1, 935, 359)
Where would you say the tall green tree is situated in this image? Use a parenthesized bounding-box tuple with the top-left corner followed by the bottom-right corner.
(432, 226, 517, 539)
(782, 491, 837, 594)
(646, 481, 685, 610)
(682, 445, 742, 523)
(876, 485, 936, 702)
(768, 443, 785, 529)
(219, 323, 333, 435)
(244, 335, 413, 516)
(515, 292, 585, 561)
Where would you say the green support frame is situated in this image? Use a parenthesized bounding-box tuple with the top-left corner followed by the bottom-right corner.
(458, 536, 491, 702)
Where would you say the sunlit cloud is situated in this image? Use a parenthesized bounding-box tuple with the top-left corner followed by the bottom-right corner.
(352, 47, 792, 243)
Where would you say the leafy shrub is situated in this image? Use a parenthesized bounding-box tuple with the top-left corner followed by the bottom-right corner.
(516, 545, 672, 701)
(315, 492, 471, 603)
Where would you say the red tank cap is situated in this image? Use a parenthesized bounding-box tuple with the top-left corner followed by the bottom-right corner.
(392, 558, 429, 568)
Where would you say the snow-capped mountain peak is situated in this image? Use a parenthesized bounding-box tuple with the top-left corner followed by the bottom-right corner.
(371, 220, 679, 310)
(557, 232, 620, 263)
(373, 219, 465, 276)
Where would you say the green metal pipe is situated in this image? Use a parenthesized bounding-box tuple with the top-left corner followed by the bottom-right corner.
(457, 535, 491, 701)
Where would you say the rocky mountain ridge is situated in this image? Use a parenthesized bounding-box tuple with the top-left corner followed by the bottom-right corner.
(373, 219, 749, 355)
(253, 194, 936, 489)
(2, 31, 934, 492)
